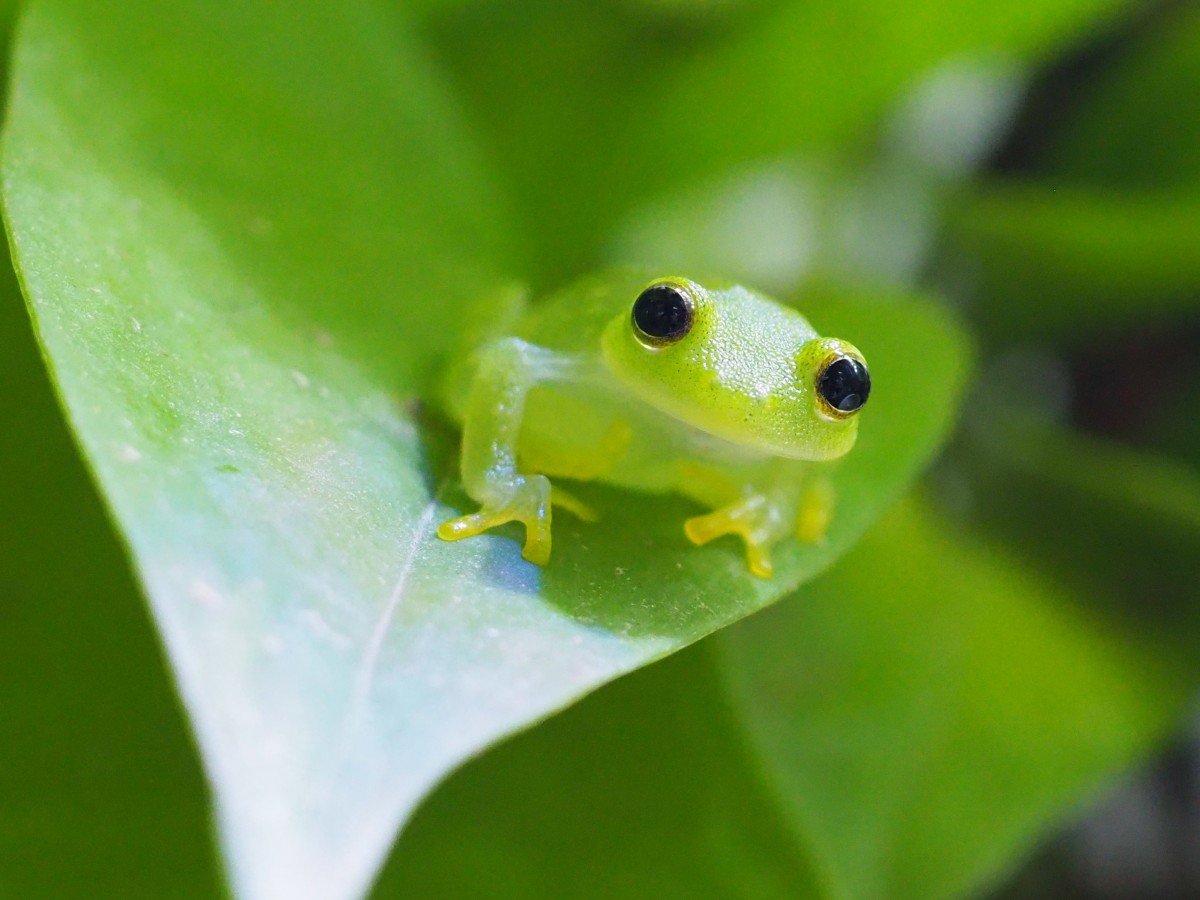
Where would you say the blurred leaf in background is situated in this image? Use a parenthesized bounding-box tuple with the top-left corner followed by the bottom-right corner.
(1036, 0, 1200, 189)
(419, 0, 1130, 282)
(950, 183, 1200, 342)
(717, 497, 1190, 899)
(947, 1, 1200, 342)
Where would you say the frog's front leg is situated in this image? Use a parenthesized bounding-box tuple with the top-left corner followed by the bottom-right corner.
(437, 338, 582, 565)
(683, 463, 833, 578)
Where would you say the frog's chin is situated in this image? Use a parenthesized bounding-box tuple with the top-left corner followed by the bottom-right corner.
(772, 430, 858, 462)
(735, 429, 857, 462)
(673, 414, 858, 463)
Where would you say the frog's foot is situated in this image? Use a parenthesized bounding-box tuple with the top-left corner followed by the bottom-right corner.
(795, 478, 834, 544)
(684, 494, 783, 578)
(437, 475, 553, 565)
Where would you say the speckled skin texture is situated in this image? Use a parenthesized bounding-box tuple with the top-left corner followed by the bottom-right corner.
(438, 270, 869, 577)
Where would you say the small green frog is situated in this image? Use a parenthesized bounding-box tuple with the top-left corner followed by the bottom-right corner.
(437, 271, 870, 577)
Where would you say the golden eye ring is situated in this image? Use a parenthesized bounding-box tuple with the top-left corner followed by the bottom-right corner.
(631, 281, 695, 346)
(815, 352, 871, 419)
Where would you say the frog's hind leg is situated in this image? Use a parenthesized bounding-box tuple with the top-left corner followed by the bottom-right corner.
(795, 474, 834, 544)
(530, 420, 632, 483)
(438, 338, 578, 566)
(517, 419, 632, 513)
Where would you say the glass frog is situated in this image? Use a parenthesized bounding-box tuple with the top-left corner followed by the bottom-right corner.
(437, 270, 870, 577)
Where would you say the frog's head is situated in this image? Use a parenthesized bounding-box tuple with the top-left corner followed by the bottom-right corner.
(600, 276, 870, 461)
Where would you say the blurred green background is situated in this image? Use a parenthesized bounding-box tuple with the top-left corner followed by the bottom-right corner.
(2, 0, 1199, 897)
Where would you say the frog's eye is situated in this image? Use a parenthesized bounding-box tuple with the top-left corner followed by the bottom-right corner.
(631, 282, 694, 345)
(816, 354, 871, 417)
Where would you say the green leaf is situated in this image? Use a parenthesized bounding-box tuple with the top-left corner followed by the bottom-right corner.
(949, 182, 1200, 340)
(716, 497, 1189, 899)
(614, 0, 1128, 198)
(378, 641, 826, 897)
(1041, 3, 1200, 189)
(958, 414, 1200, 644)
(3, 1, 969, 897)
(375, 494, 1189, 898)
(426, 0, 1129, 281)
(1149, 373, 1200, 471)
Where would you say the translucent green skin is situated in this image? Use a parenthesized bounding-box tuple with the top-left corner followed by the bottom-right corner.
(438, 270, 868, 577)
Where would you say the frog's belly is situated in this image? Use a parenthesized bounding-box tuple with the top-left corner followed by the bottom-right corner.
(518, 384, 770, 497)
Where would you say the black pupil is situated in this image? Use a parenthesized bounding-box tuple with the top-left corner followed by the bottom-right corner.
(632, 285, 692, 341)
(818, 357, 871, 413)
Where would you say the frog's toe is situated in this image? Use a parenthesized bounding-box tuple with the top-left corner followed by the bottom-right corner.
(437, 475, 555, 566)
(683, 508, 733, 547)
(745, 544, 774, 579)
(520, 521, 552, 566)
(551, 485, 598, 522)
(437, 510, 499, 541)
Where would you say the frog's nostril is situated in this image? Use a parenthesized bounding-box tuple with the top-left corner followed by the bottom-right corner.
(818, 357, 871, 414)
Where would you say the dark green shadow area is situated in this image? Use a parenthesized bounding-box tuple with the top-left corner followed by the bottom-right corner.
(716, 496, 1192, 900)
(0, 269, 221, 895)
(952, 414, 1200, 653)
(374, 640, 823, 898)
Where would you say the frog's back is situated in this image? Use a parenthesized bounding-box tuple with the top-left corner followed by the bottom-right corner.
(514, 269, 653, 353)
(438, 270, 646, 419)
